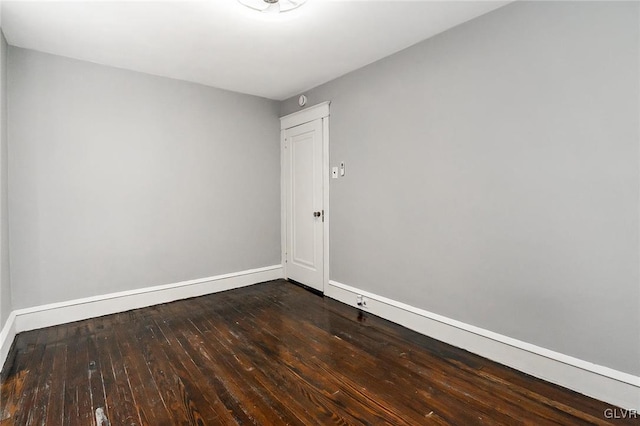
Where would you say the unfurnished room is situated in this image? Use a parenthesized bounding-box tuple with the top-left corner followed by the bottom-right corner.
(0, 0, 638, 424)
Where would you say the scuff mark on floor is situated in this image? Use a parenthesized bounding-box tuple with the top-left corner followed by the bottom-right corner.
(95, 407, 110, 426)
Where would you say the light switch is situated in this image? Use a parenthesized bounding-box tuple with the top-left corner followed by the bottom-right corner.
(332, 167, 339, 179)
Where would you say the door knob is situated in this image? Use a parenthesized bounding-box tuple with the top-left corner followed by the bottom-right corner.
(313, 211, 321, 217)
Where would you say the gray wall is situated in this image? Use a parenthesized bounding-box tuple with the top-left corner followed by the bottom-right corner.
(281, 1, 640, 375)
(8, 47, 281, 309)
(0, 32, 10, 328)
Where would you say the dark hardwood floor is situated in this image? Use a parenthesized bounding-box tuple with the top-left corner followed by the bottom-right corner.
(0, 280, 635, 425)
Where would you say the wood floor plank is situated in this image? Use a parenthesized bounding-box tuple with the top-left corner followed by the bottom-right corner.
(11, 329, 49, 426)
(112, 311, 179, 425)
(152, 311, 267, 424)
(1, 280, 635, 425)
(0, 337, 31, 422)
(94, 327, 142, 426)
(147, 316, 220, 424)
(64, 324, 95, 426)
(199, 292, 386, 425)
(44, 326, 69, 425)
(87, 328, 109, 425)
(186, 297, 365, 425)
(130, 319, 186, 424)
(176, 324, 268, 424)
(208, 295, 419, 424)
(25, 326, 61, 425)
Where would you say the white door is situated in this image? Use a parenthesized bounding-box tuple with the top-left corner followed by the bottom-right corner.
(284, 118, 324, 291)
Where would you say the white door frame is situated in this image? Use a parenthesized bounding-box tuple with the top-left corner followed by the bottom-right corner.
(280, 101, 330, 292)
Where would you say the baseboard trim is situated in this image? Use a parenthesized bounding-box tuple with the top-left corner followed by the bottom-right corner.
(327, 279, 640, 410)
(0, 265, 283, 372)
(0, 311, 16, 374)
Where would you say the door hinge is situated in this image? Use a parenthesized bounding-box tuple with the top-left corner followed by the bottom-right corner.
(322, 209, 325, 222)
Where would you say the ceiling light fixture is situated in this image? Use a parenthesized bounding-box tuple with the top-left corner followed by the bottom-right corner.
(237, 0, 308, 14)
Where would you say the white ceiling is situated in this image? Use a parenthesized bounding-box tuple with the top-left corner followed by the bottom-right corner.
(1, 0, 512, 100)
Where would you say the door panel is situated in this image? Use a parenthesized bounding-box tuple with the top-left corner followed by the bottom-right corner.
(285, 119, 323, 291)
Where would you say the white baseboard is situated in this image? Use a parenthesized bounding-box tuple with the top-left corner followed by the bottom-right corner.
(0, 265, 283, 373)
(0, 311, 16, 373)
(326, 279, 640, 411)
